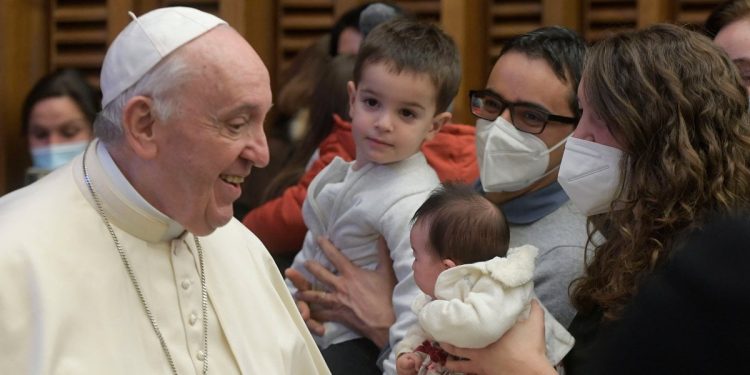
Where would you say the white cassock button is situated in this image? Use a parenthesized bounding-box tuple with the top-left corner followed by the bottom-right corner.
(197, 350, 206, 361)
(189, 313, 198, 325)
(181, 279, 191, 290)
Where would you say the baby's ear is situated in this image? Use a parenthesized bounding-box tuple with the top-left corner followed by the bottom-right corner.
(426, 111, 451, 141)
(442, 258, 457, 269)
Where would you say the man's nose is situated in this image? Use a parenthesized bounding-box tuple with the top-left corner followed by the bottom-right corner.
(240, 129, 269, 168)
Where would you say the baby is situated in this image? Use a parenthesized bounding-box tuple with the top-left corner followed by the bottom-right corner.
(396, 183, 575, 375)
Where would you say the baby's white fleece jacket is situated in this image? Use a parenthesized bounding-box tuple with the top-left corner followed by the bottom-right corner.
(396, 245, 575, 365)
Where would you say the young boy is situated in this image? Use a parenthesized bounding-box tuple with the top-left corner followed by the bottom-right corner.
(396, 183, 574, 375)
(284, 18, 461, 374)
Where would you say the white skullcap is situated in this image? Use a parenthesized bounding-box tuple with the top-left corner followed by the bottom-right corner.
(100, 7, 227, 107)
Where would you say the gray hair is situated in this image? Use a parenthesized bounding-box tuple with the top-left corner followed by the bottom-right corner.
(94, 51, 190, 143)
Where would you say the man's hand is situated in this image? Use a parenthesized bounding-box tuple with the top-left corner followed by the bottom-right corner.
(285, 267, 326, 336)
(294, 236, 397, 348)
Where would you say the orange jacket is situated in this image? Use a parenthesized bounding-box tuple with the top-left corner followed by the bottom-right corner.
(242, 116, 479, 255)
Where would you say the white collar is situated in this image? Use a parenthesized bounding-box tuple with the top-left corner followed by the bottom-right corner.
(73, 139, 185, 242)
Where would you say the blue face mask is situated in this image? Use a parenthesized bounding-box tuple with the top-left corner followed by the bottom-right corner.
(31, 140, 89, 170)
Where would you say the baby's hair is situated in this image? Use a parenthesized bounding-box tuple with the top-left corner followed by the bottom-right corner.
(411, 182, 509, 264)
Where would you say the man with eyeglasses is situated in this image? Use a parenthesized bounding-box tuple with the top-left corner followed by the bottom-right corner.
(275, 27, 589, 373)
(469, 26, 588, 328)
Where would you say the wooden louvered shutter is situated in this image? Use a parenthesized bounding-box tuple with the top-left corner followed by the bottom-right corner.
(158, 0, 220, 14)
(488, 0, 543, 61)
(674, 0, 724, 30)
(583, 0, 637, 42)
(50, 0, 112, 87)
(277, 0, 335, 77)
(395, 0, 441, 23)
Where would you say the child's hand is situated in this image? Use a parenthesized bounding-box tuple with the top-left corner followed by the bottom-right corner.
(396, 352, 421, 375)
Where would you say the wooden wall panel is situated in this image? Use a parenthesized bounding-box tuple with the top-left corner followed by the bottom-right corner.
(0, 0, 48, 194)
(489, 0, 543, 59)
(674, 0, 724, 30)
(277, 0, 335, 76)
(441, 0, 488, 125)
(583, 0, 638, 41)
(0, 0, 735, 194)
(51, 0, 111, 87)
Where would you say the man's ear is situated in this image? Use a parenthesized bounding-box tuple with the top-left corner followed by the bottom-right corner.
(122, 96, 159, 159)
(442, 258, 457, 269)
(347, 81, 357, 120)
(425, 111, 452, 142)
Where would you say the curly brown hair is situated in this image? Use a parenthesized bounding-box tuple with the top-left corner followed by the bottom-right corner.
(572, 24, 750, 320)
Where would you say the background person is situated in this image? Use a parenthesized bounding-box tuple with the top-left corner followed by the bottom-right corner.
(21, 68, 99, 184)
(441, 23, 750, 375)
(705, 0, 750, 91)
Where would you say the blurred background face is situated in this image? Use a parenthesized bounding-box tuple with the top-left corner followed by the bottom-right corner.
(714, 18, 750, 91)
(27, 96, 92, 149)
(337, 26, 363, 55)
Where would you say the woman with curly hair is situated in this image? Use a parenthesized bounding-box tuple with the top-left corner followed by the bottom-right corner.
(439, 23, 750, 375)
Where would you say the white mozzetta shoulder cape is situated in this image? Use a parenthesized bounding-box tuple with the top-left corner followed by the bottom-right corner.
(0, 141, 330, 375)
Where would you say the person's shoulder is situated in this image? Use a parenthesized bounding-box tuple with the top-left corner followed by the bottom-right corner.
(0, 166, 80, 233)
(206, 218, 264, 247)
(669, 212, 750, 290)
(203, 218, 278, 266)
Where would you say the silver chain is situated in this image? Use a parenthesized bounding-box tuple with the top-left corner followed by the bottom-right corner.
(82, 148, 208, 375)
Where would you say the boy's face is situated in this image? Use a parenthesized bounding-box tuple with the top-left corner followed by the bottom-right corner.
(347, 62, 450, 167)
(410, 219, 448, 298)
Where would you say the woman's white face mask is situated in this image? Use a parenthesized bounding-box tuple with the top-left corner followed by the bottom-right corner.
(476, 116, 568, 192)
(557, 137, 625, 216)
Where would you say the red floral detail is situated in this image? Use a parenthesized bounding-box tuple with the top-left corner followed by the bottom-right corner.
(415, 340, 449, 365)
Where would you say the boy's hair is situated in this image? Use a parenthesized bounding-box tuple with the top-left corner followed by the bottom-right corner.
(499, 26, 586, 117)
(411, 183, 509, 265)
(353, 18, 461, 114)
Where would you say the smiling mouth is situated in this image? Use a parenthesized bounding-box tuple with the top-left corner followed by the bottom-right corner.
(220, 174, 244, 185)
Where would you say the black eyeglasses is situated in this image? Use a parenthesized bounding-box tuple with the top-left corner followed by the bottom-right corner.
(469, 89, 579, 134)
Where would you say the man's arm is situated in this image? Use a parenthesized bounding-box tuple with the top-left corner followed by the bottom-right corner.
(290, 236, 397, 348)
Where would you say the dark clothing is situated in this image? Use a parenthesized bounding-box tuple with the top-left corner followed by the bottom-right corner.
(565, 213, 750, 374)
(321, 338, 382, 375)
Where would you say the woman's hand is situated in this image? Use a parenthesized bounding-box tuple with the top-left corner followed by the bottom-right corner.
(441, 300, 556, 375)
(292, 236, 397, 348)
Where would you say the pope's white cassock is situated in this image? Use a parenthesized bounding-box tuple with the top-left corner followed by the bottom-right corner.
(0, 140, 331, 375)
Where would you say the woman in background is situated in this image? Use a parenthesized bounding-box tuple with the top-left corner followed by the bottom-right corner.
(22, 68, 99, 184)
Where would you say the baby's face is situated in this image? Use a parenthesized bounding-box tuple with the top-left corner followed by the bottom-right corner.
(410, 219, 447, 298)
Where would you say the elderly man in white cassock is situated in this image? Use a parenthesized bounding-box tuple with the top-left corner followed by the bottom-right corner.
(0, 7, 330, 375)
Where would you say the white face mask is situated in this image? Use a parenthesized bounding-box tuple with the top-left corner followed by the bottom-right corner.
(476, 117, 569, 192)
(558, 137, 624, 216)
(31, 140, 88, 170)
